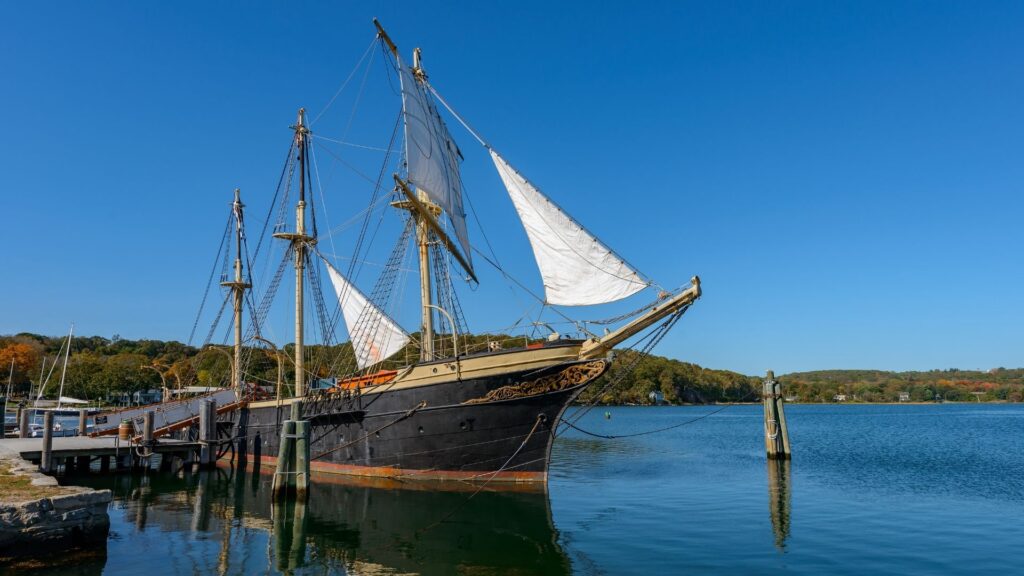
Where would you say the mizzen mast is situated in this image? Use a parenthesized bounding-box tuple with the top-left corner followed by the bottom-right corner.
(220, 188, 250, 396)
(273, 108, 315, 397)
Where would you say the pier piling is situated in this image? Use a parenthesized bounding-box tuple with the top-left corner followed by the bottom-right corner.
(294, 420, 310, 499)
(272, 420, 296, 498)
(19, 409, 29, 439)
(198, 399, 216, 468)
(41, 411, 54, 473)
(142, 410, 155, 463)
(78, 409, 88, 437)
(763, 370, 792, 460)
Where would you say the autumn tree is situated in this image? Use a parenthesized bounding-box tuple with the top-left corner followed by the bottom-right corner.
(0, 341, 42, 393)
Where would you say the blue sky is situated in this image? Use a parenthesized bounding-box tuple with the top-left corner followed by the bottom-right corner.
(1, 1, 1021, 375)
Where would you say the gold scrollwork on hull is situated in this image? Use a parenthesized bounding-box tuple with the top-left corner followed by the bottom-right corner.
(463, 360, 608, 405)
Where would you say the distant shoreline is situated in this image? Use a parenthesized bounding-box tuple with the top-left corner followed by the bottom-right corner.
(590, 401, 1022, 407)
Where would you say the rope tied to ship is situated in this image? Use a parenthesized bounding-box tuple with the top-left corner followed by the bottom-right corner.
(310, 400, 426, 461)
(561, 388, 761, 439)
(415, 413, 546, 535)
(556, 306, 690, 437)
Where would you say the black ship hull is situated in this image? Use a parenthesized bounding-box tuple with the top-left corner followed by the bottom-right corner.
(236, 355, 608, 483)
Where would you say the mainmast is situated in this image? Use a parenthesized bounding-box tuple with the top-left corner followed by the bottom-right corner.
(411, 49, 434, 362)
(220, 188, 250, 396)
(377, 21, 437, 362)
(273, 109, 314, 396)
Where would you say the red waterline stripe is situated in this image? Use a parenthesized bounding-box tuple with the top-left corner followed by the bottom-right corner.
(223, 453, 545, 483)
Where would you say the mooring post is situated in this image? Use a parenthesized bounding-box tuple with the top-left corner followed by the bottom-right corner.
(272, 420, 296, 498)
(15, 405, 23, 437)
(294, 420, 310, 500)
(41, 411, 54, 473)
(142, 410, 155, 463)
(774, 377, 792, 458)
(78, 409, 88, 436)
(235, 406, 248, 467)
(290, 400, 303, 422)
(198, 399, 216, 468)
(763, 370, 791, 460)
(19, 409, 29, 439)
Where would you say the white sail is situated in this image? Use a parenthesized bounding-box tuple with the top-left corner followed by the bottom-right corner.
(490, 150, 649, 306)
(325, 262, 410, 369)
(397, 56, 472, 271)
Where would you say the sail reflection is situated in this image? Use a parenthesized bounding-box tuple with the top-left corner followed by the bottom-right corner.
(767, 459, 792, 550)
(92, 469, 570, 576)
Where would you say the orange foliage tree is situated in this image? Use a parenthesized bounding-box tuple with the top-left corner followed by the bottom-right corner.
(0, 342, 42, 393)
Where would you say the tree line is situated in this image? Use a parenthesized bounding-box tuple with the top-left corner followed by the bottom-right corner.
(1, 332, 1021, 404)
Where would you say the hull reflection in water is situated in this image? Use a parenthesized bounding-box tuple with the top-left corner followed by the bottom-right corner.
(67, 469, 570, 576)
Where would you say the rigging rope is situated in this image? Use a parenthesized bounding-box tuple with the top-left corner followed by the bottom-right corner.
(558, 305, 690, 435)
(559, 401, 741, 440)
(188, 213, 232, 346)
(310, 401, 426, 461)
(310, 37, 377, 126)
(415, 414, 545, 535)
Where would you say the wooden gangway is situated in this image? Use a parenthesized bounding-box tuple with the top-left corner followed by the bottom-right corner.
(88, 389, 240, 438)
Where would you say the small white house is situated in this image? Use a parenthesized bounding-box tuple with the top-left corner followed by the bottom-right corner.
(833, 394, 847, 402)
(648, 390, 665, 405)
(898, 391, 910, 402)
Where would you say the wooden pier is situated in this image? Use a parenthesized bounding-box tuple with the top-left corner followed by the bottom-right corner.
(0, 436, 203, 473)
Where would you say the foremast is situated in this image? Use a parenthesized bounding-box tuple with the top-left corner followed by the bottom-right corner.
(273, 108, 315, 397)
(377, 20, 474, 362)
(220, 188, 251, 396)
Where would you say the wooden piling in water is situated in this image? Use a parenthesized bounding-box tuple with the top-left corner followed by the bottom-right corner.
(198, 399, 216, 468)
(78, 409, 88, 437)
(235, 407, 248, 467)
(272, 420, 296, 498)
(294, 420, 310, 500)
(41, 411, 54, 473)
(763, 370, 791, 460)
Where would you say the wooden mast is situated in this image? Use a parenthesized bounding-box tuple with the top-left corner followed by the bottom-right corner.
(377, 19, 477, 361)
(377, 20, 435, 361)
(411, 47, 435, 362)
(273, 109, 314, 397)
(220, 188, 250, 396)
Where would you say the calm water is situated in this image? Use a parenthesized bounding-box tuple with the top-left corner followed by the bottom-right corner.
(13, 404, 1024, 575)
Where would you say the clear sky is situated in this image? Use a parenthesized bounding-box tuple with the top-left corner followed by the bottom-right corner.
(1, 1, 1021, 375)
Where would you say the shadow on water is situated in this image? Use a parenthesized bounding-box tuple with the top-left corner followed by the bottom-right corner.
(28, 467, 571, 576)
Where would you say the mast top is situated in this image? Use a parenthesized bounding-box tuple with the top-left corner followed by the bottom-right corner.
(291, 108, 309, 137)
(412, 47, 427, 81)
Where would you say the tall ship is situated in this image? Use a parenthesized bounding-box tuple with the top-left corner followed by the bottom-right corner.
(198, 20, 701, 484)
